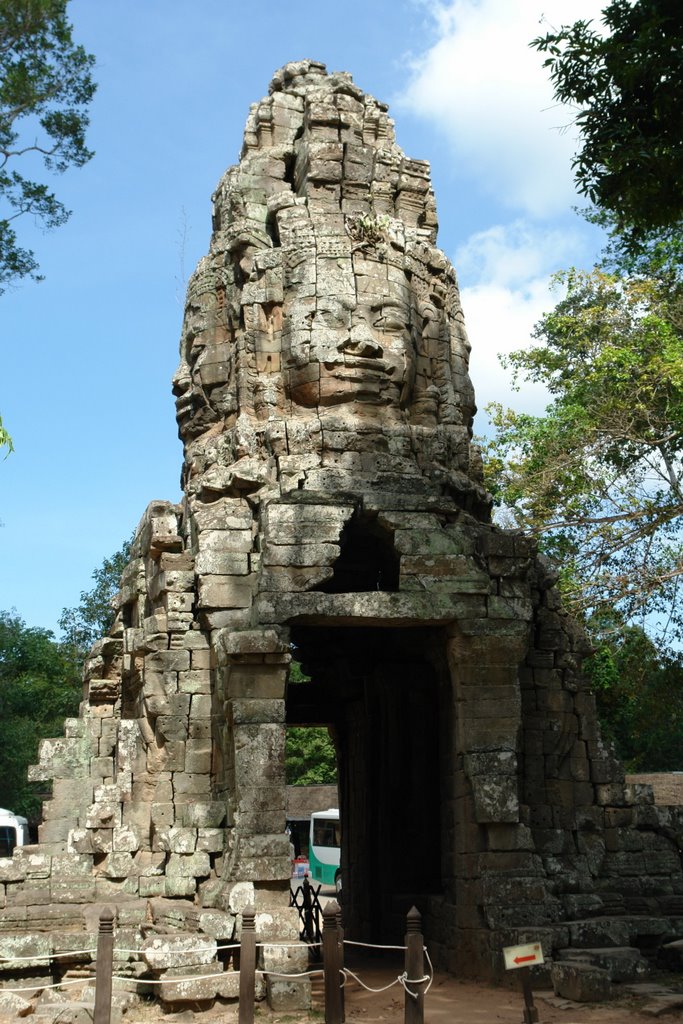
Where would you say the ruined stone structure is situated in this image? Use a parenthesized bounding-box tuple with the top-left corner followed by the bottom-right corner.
(2, 60, 683, 1005)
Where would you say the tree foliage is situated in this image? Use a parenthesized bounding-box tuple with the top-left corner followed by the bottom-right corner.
(0, 610, 81, 819)
(483, 263, 683, 638)
(59, 537, 132, 657)
(585, 618, 683, 770)
(0, 0, 96, 292)
(285, 659, 338, 785)
(532, 0, 683, 245)
(285, 727, 338, 786)
(0, 414, 13, 457)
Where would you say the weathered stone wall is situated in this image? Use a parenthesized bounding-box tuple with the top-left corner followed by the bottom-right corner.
(1, 61, 682, 1001)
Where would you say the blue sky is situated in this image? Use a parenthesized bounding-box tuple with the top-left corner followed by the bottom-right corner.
(1, 0, 605, 634)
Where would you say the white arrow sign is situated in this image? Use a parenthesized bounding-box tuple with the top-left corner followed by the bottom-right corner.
(503, 942, 545, 971)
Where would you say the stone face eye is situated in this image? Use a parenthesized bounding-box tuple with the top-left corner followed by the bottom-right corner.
(373, 312, 405, 332)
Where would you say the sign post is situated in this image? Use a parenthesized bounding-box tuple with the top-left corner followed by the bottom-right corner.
(503, 943, 544, 1024)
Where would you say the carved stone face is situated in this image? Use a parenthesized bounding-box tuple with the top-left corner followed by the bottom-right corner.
(172, 267, 236, 441)
(285, 292, 415, 413)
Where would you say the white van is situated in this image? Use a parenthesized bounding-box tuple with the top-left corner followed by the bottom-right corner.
(0, 808, 30, 857)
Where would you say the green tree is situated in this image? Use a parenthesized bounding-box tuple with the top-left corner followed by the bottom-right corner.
(286, 727, 338, 786)
(0, 0, 96, 292)
(585, 618, 683, 770)
(532, 0, 683, 245)
(285, 659, 338, 785)
(0, 610, 81, 819)
(59, 536, 132, 657)
(0, 414, 13, 456)
(483, 263, 683, 638)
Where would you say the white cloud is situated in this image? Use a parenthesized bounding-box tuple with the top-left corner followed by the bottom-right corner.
(465, 275, 553, 428)
(455, 218, 583, 289)
(454, 219, 585, 425)
(398, 0, 605, 217)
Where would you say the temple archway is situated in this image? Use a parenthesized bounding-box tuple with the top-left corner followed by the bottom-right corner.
(286, 624, 451, 944)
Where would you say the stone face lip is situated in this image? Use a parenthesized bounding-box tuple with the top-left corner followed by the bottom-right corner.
(1, 61, 682, 1014)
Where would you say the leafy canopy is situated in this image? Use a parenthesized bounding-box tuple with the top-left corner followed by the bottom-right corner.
(59, 537, 132, 657)
(0, 414, 13, 457)
(532, 0, 683, 245)
(0, 0, 96, 292)
(585, 616, 683, 771)
(483, 263, 683, 638)
(0, 609, 81, 819)
(285, 660, 338, 785)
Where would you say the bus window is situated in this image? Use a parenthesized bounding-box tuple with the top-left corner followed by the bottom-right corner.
(0, 826, 17, 858)
(313, 818, 340, 848)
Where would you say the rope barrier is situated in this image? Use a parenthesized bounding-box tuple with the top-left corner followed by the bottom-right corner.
(343, 939, 408, 951)
(0, 949, 97, 962)
(255, 940, 321, 948)
(341, 967, 404, 994)
(255, 968, 324, 979)
(0, 977, 96, 994)
(0, 928, 436, 1005)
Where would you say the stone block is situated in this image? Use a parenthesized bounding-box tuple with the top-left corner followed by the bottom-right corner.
(0, 858, 26, 883)
(551, 961, 612, 1002)
(196, 828, 225, 853)
(37, 819, 72, 844)
(0, 991, 33, 1015)
(567, 917, 631, 947)
(151, 802, 175, 827)
(172, 773, 211, 796)
(155, 827, 197, 853)
(141, 933, 217, 969)
(166, 851, 211, 877)
(158, 964, 245, 1004)
(164, 876, 197, 897)
(179, 801, 227, 828)
(139, 876, 166, 896)
(51, 878, 97, 903)
(0, 933, 51, 969)
(156, 715, 188, 742)
(266, 976, 312, 1011)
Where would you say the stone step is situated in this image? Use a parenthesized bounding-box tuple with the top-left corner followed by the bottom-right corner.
(557, 945, 650, 983)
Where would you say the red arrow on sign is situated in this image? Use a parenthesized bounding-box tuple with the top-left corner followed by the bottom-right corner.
(514, 955, 538, 964)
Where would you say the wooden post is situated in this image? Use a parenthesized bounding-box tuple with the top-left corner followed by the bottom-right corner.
(404, 906, 425, 1024)
(238, 905, 256, 1024)
(520, 968, 540, 1023)
(93, 907, 114, 1024)
(323, 900, 343, 1024)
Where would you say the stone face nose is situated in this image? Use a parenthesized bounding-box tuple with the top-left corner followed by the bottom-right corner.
(342, 322, 383, 358)
(172, 361, 191, 395)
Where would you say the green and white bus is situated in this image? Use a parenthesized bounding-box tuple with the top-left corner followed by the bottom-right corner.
(308, 808, 341, 892)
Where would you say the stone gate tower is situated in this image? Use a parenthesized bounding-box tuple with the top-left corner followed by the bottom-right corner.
(6, 61, 682, 1000)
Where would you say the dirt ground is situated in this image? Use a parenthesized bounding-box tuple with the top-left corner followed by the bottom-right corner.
(2, 955, 682, 1024)
(295, 954, 683, 1024)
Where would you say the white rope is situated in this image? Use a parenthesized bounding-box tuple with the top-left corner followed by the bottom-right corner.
(111, 943, 239, 956)
(343, 939, 407, 951)
(255, 940, 321, 948)
(341, 967, 403, 994)
(0, 977, 95, 994)
(110, 971, 240, 986)
(0, 949, 97, 963)
(424, 947, 434, 994)
(256, 968, 324, 979)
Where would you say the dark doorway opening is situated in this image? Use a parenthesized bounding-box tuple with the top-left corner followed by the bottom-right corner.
(286, 624, 448, 944)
